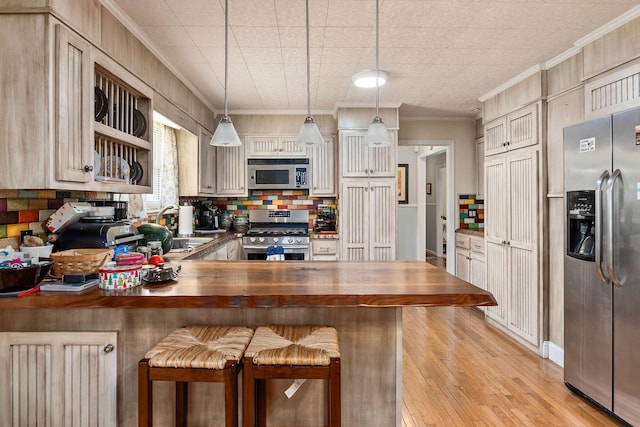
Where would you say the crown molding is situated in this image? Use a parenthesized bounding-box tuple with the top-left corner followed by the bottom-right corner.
(99, 0, 217, 113)
(478, 64, 544, 102)
(574, 5, 640, 48)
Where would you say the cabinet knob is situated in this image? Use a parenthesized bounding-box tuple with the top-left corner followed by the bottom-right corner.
(103, 344, 114, 353)
(506, 141, 510, 146)
(84, 165, 94, 172)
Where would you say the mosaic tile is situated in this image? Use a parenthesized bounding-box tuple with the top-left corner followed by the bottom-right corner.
(7, 223, 28, 238)
(28, 199, 48, 210)
(18, 210, 39, 223)
(7, 199, 28, 211)
(0, 225, 6, 238)
(48, 199, 65, 209)
(39, 209, 56, 221)
(18, 190, 39, 198)
(0, 190, 18, 198)
(38, 190, 57, 199)
(0, 199, 5, 212)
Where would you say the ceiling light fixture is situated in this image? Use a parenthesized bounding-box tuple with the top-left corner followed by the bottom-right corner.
(352, 69, 388, 88)
(210, 0, 241, 147)
(295, 0, 325, 147)
(363, 0, 391, 147)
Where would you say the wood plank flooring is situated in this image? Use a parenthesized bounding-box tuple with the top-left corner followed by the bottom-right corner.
(401, 306, 619, 426)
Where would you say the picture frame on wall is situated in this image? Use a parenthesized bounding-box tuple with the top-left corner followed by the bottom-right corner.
(426, 183, 432, 195)
(398, 164, 409, 204)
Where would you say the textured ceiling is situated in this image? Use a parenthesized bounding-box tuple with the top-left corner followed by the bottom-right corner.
(107, 0, 639, 118)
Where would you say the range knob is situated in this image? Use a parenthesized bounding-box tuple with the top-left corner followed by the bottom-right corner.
(249, 237, 256, 243)
(258, 237, 265, 243)
(287, 237, 294, 244)
(296, 237, 302, 243)
(273, 237, 279, 243)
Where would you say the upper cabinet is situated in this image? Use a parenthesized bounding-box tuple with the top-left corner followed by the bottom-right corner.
(476, 137, 485, 198)
(198, 126, 216, 195)
(0, 14, 153, 193)
(308, 136, 336, 196)
(340, 130, 396, 177)
(215, 144, 247, 196)
(246, 136, 306, 157)
(484, 103, 539, 156)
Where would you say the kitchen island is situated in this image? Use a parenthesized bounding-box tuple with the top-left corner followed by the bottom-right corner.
(0, 261, 496, 427)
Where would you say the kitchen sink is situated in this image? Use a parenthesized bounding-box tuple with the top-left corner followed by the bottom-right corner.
(171, 237, 214, 249)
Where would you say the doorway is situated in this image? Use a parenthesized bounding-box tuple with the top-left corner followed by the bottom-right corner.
(410, 141, 455, 276)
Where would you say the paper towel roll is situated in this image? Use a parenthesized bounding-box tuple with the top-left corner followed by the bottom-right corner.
(178, 204, 194, 236)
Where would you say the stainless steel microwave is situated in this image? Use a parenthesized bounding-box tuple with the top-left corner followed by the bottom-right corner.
(247, 158, 310, 190)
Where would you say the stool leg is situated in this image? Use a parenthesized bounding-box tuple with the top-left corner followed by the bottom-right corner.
(329, 358, 341, 427)
(224, 363, 239, 427)
(256, 379, 267, 427)
(176, 381, 188, 427)
(242, 358, 255, 427)
(138, 359, 152, 427)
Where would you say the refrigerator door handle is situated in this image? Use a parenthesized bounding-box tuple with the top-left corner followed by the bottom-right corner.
(606, 169, 624, 287)
(595, 170, 611, 285)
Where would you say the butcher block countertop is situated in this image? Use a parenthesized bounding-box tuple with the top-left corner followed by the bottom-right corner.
(0, 261, 496, 309)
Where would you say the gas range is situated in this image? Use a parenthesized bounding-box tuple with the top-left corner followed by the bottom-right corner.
(242, 210, 310, 260)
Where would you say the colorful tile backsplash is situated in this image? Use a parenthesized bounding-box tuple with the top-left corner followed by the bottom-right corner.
(0, 190, 111, 241)
(180, 190, 338, 228)
(459, 194, 484, 231)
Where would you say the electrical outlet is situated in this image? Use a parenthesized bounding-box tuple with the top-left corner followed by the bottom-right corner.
(20, 230, 33, 243)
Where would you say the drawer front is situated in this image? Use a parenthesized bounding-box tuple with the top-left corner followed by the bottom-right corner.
(455, 234, 470, 249)
(312, 239, 338, 255)
(469, 237, 484, 254)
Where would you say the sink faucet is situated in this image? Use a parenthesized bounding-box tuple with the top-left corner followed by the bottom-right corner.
(155, 204, 178, 224)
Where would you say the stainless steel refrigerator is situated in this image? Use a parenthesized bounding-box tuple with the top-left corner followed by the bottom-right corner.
(564, 106, 640, 425)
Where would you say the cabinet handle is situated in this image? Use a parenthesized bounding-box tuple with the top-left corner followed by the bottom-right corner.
(84, 165, 94, 172)
(506, 141, 510, 146)
(103, 344, 114, 353)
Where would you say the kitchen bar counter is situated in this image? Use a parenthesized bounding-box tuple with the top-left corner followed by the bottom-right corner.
(0, 261, 495, 427)
(0, 261, 496, 309)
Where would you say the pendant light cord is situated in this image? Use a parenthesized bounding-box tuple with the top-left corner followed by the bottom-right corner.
(305, 0, 311, 117)
(375, 0, 380, 117)
(224, 0, 229, 116)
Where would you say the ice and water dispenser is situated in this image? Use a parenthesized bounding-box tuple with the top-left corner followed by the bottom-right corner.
(566, 191, 596, 261)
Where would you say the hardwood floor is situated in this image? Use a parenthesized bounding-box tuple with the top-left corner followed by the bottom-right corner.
(401, 306, 618, 426)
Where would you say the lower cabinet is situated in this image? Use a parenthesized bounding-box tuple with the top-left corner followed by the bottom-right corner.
(0, 331, 117, 427)
(199, 238, 241, 260)
(455, 233, 485, 294)
(311, 238, 339, 260)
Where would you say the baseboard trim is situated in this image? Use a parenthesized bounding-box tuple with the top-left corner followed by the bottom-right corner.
(544, 341, 564, 367)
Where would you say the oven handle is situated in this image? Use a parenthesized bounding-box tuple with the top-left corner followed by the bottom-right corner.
(243, 245, 309, 250)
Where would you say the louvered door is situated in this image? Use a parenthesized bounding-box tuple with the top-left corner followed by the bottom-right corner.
(309, 137, 336, 196)
(198, 126, 216, 194)
(506, 150, 539, 345)
(368, 180, 396, 260)
(216, 144, 246, 196)
(484, 150, 539, 345)
(0, 332, 117, 427)
(506, 104, 538, 152)
(340, 180, 369, 260)
(55, 24, 93, 183)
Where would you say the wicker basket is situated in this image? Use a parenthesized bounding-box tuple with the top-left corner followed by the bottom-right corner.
(49, 248, 114, 278)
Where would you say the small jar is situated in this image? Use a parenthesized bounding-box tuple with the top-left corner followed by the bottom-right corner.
(138, 245, 151, 262)
(148, 241, 163, 257)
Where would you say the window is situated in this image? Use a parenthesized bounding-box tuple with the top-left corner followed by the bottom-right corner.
(142, 115, 179, 211)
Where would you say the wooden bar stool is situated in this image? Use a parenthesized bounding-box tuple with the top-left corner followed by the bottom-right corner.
(138, 325, 254, 427)
(242, 325, 341, 427)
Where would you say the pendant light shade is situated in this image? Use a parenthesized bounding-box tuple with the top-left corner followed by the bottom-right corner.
(363, 0, 390, 147)
(211, 0, 241, 147)
(296, 0, 325, 147)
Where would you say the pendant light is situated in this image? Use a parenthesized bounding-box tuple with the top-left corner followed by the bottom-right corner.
(210, 0, 241, 146)
(295, 0, 325, 147)
(363, 0, 391, 147)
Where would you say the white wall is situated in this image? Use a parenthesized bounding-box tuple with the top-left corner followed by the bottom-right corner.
(397, 146, 418, 260)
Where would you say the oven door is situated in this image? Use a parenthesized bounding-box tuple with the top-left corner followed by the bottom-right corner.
(242, 245, 309, 261)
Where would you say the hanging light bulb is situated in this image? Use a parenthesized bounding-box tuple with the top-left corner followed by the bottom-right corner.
(296, 0, 325, 147)
(363, 0, 391, 147)
(211, 0, 241, 146)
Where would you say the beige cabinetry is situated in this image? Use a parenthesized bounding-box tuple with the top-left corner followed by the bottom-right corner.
(0, 331, 117, 427)
(308, 136, 336, 196)
(340, 130, 396, 178)
(0, 13, 153, 193)
(340, 179, 396, 260)
(195, 238, 242, 260)
(484, 149, 540, 347)
(246, 136, 306, 157)
(476, 136, 485, 198)
(455, 233, 486, 308)
(484, 103, 539, 156)
(311, 238, 339, 260)
(198, 126, 216, 195)
(215, 144, 246, 196)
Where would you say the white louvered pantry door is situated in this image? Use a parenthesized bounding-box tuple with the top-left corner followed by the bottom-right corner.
(368, 180, 396, 260)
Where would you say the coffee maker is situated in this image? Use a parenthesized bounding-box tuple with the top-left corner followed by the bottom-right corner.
(195, 201, 221, 231)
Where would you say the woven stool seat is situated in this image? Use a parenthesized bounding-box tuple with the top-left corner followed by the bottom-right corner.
(139, 325, 254, 427)
(243, 325, 341, 427)
(145, 325, 253, 369)
(245, 325, 340, 366)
